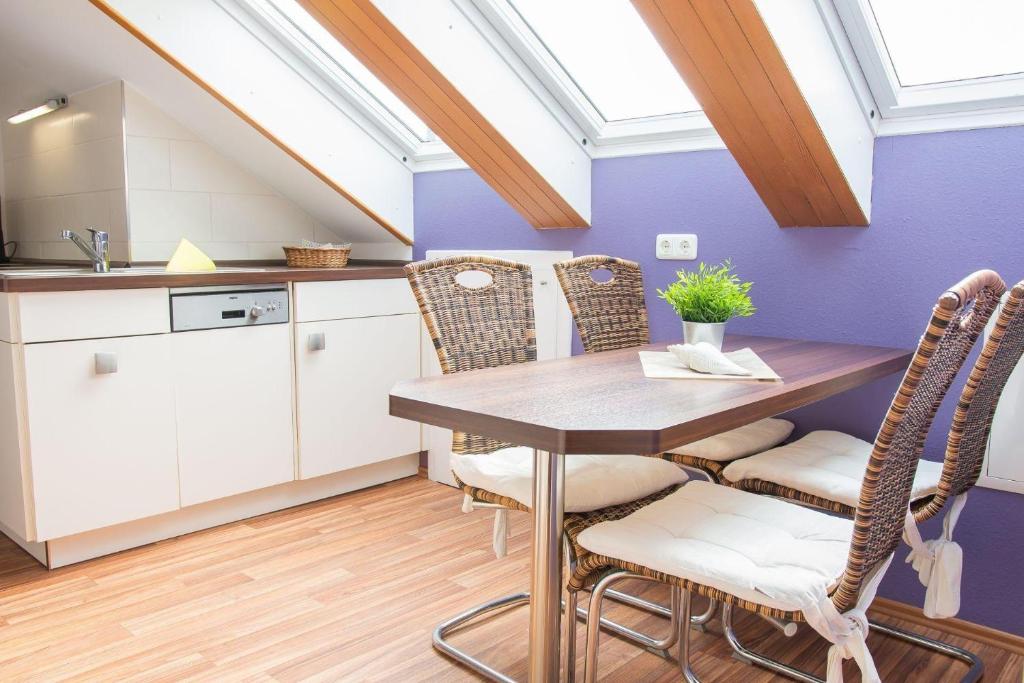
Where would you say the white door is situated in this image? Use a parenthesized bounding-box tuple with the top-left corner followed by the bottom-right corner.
(296, 314, 421, 479)
(24, 334, 179, 540)
(421, 250, 573, 485)
(171, 324, 295, 506)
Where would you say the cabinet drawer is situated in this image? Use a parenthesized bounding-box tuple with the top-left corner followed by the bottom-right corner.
(294, 279, 417, 322)
(18, 288, 170, 342)
(24, 334, 179, 539)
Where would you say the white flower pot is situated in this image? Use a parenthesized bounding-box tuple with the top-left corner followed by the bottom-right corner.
(682, 321, 726, 350)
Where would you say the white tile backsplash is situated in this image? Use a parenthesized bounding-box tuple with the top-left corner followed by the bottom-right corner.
(125, 88, 335, 263)
(246, 242, 290, 260)
(71, 83, 124, 145)
(60, 192, 114, 236)
(6, 197, 62, 244)
(126, 136, 171, 190)
(108, 189, 129, 239)
(314, 221, 348, 245)
(128, 241, 181, 262)
(0, 82, 126, 259)
(13, 242, 42, 259)
(40, 240, 129, 262)
(124, 87, 197, 141)
(197, 242, 251, 261)
(211, 194, 314, 243)
(68, 137, 126, 194)
(169, 140, 273, 195)
(128, 189, 212, 243)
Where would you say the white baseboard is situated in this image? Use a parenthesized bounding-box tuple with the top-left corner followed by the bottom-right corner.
(34, 454, 417, 569)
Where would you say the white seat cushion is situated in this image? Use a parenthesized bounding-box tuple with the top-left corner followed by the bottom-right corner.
(721, 430, 943, 507)
(577, 481, 853, 611)
(667, 418, 795, 462)
(453, 448, 688, 513)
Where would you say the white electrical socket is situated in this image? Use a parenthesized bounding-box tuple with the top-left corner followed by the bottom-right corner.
(656, 233, 698, 260)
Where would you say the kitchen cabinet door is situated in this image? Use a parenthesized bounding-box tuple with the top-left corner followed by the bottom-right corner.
(172, 324, 295, 506)
(24, 334, 179, 540)
(296, 314, 420, 479)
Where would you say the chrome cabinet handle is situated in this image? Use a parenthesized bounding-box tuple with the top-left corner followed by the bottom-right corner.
(94, 352, 118, 374)
(308, 332, 326, 351)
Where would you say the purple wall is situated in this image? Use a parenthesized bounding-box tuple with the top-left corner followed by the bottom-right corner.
(413, 126, 1024, 635)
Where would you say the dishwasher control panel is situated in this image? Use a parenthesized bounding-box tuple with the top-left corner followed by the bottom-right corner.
(170, 284, 289, 332)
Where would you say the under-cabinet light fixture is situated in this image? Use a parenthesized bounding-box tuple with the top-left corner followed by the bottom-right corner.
(6, 97, 68, 125)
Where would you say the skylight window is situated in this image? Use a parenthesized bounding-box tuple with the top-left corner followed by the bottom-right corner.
(869, 0, 1024, 86)
(506, 0, 699, 121)
(265, 0, 435, 142)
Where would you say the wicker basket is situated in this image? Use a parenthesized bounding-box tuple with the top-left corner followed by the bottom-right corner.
(283, 245, 351, 268)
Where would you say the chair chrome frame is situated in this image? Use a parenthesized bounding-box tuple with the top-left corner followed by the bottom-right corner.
(720, 603, 984, 683)
(581, 574, 984, 683)
(578, 570, 720, 683)
(433, 592, 531, 683)
(432, 532, 717, 682)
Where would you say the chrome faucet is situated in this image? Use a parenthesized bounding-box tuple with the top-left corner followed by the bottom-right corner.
(59, 228, 110, 273)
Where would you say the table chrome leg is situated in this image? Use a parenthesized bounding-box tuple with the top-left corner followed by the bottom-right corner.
(529, 449, 564, 682)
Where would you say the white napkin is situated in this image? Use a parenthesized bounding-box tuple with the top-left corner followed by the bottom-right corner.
(639, 348, 781, 381)
(300, 238, 352, 249)
(668, 342, 752, 376)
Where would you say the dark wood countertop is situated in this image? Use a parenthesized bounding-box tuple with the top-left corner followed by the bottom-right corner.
(0, 264, 409, 292)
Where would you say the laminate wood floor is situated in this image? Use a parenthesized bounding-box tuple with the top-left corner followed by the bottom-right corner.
(0, 475, 1019, 682)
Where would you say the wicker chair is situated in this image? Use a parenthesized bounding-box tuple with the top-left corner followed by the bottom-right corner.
(722, 273, 1008, 523)
(717, 274, 1019, 680)
(565, 271, 1001, 683)
(552, 255, 795, 483)
(404, 255, 686, 681)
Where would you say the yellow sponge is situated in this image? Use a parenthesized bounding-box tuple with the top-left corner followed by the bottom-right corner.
(166, 239, 216, 273)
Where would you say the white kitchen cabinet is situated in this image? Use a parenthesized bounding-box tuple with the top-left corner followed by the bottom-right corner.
(295, 314, 420, 479)
(23, 334, 179, 540)
(172, 324, 295, 506)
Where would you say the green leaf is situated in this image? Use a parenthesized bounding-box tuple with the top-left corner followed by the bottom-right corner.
(657, 260, 756, 323)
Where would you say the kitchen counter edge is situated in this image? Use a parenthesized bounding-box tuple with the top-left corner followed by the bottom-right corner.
(0, 265, 410, 292)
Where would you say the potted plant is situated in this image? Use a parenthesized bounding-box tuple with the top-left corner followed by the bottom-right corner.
(657, 260, 755, 349)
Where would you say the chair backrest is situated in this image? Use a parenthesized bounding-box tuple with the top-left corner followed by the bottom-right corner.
(832, 270, 1006, 613)
(915, 279, 1024, 521)
(404, 255, 536, 454)
(553, 255, 649, 353)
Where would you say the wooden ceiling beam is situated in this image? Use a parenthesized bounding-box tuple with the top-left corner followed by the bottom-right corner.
(302, 0, 591, 229)
(634, 0, 871, 227)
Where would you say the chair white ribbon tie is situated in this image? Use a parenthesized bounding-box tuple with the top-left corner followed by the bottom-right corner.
(903, 493, 967, 619)
(787, 555, 893, 683)
(492, 509, 509, 559)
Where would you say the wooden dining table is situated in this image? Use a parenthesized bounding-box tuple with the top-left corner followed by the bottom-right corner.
(389, 334, 914, 682)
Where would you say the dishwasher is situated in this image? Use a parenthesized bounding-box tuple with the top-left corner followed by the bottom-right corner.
(169, 284, 295, 507)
